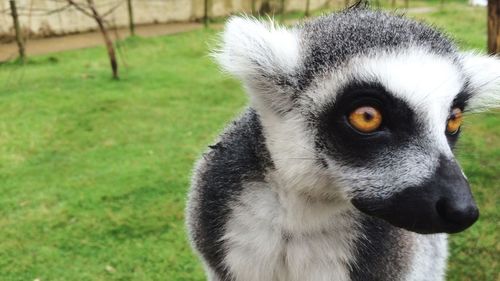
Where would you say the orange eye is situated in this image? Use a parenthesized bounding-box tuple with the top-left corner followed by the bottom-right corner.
(348, 106, 383, 133)
(447, 108, 463, 135)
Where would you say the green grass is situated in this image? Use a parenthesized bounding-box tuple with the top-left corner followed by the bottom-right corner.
(0, 1, 498, 281)
(0, 32, 242, 280)
(407, 2, 488, 50)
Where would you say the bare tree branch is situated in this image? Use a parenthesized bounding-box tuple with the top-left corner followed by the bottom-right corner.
(101, 1, 124, 18)
(66, 0, 94, 18)
(65, 0, 119, 79)
(9, 0, 25, 62)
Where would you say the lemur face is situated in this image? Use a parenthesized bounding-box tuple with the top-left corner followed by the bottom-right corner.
(215, 10, 500, 234)
(312, 51, 478, 234)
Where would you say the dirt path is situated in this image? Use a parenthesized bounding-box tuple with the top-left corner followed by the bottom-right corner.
(0, 7, 438, 62)
(0, 22, 202, 62)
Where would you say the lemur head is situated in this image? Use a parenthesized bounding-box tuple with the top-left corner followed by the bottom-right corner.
(214, 8, 500, 234)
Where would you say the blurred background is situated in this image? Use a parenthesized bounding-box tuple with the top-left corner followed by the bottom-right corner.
(0, 0, 498, 280)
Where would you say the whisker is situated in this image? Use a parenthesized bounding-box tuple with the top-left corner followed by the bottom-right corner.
(273, 157, 321, 161)
(472, 74, 500, 92)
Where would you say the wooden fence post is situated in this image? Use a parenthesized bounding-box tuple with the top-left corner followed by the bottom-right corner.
(305, 0, 311, 17)
(126, 0, 135, 36)
(204, 0, 209, 28)
(9, 0, 25, 62)
(488, 0, 500, 54)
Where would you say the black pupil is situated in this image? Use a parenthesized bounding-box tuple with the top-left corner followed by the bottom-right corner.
(363, 111, 374, 121)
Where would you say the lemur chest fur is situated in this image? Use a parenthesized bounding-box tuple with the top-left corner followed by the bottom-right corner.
(222, 180, 356, 281)
(221, 178, 449, 281)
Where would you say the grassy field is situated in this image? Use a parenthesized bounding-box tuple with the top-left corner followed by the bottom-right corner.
(0, 1, 498, 281)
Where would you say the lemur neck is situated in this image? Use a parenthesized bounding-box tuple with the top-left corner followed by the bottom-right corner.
(263, 169, 356, 234)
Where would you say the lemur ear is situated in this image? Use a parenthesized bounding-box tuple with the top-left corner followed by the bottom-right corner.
(214, 16, 301, 114)
(461, 53, 500, 111)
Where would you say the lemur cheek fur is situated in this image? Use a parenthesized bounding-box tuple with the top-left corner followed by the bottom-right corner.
(187, 6, 500, 281)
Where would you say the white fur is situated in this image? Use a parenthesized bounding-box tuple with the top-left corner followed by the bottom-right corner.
(257, 104, 345, 199)
(460, 52, 500, 111)
(214, 17, 302, 114)
(223, 180, 356, 281)
(214, 16, 300, 85)
(406, 234, 448, 281)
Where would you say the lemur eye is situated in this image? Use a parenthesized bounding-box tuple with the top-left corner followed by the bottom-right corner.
(446, 108, 463, 135)
(348, 106, 382, 134)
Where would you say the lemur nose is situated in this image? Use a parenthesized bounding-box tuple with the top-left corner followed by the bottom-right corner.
(436, 198, 479, 229)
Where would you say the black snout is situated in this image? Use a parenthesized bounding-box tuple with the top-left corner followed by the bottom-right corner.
(352, 155, 479, 234)
(436, 198, 479, 228)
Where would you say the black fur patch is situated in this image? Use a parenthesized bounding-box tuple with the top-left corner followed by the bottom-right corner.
(315, 82, 421, 167)
(189, 109, 273, 280)
(452, 90, 472, 109)
(349, 215, 410, 281)
(446, 90, 471, 148)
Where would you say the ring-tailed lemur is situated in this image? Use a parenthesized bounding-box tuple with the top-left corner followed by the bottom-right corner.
(187, 6, 500, 281)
